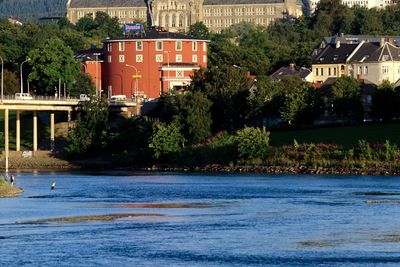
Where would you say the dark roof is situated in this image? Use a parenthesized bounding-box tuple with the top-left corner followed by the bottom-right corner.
(312, 43, 358, 64)
(322, 35, 400, 45)
(69, 0, 146, 8)
(348, 42, 400, 63)
(104, 28, 209, 42)
(270, 66, 311, 80)
(75, 48, 104, 61)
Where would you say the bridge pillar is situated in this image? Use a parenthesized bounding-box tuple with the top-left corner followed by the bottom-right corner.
(16, 111, 20, 151)
(33, 111, 37, 151)
(4, 109, 9, 173)
(50, 112, 55, 151)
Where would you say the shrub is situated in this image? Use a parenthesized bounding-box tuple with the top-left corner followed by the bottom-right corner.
(236, 126, 270, 161)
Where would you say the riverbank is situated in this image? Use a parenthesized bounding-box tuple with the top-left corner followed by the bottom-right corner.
(0, 179, 23, 197)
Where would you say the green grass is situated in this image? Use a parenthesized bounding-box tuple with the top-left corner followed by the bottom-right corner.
(270, 123, 400, 148)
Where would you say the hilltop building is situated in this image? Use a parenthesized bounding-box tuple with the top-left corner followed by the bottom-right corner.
(66, 0, 302, 32)
(306, 0, 394, 12)
(102, 27, 209, 99)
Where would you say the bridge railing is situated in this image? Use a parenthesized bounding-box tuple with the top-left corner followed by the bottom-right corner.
(1, 95, 79, 101)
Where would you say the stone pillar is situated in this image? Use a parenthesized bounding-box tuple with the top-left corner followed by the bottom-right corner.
(4, 109, 9, 174)
(16, 111, 20, 151)
(50, 112, 55, 151)
(33, 111, 37, 152)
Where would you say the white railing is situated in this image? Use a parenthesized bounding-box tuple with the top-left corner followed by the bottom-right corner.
(1, 95, 80, 101)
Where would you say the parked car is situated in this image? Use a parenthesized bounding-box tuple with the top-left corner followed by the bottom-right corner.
(79, 94, 90, 101)
(110, 95, 127, 102)
(15, 93, 33, 100)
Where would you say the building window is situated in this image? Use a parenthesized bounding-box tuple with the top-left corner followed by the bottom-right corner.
(321, 68, 324, 76)
(108, 55, 112, 63)
(176, 70, 183, 78)
(107, 43, 112, 52)
(328, 68, 331, 76)
(192, 41, 197, 51)
(119, 55, 125, 62)
(176, 41, 182, 51)
(119, 42, 125, 51)
(136, 54, 143, 62)
(136, 41, 143, 51)
(156, 54, 163, 62)
(176, 54, 182, 62)
(192, 55, 197, 62)
(358, 66, 362, 75)
(156, 41, 163, 51)
(382, 65, 389, 74)
(334, 67, 337, 76)
(203, 55, 207, 63)
(316, 68, 318, 76)
(364, 66, 368, 75)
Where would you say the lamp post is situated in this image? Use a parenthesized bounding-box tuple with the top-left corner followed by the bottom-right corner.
(164, 51, 171, 90)
(125, 64, 141, 102)
(20, 58, 30, 94)
(93, 53, 101, 96)
(0, 55, 3, 102)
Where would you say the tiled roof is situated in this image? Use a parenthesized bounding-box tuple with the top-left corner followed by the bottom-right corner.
(104, 28, 209, 42)
(271, 66, 311, 80)
(69, 0, 146, 8)
(312, 43, 358, 64)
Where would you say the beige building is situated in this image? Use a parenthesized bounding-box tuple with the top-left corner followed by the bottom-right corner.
(312, 36, 400, 86)
(66, 0, 302, 32)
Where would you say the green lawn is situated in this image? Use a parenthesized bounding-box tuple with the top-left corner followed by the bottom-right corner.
(270, 123, 400, 147)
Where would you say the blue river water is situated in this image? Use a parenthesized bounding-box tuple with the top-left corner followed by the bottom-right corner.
(2, 172, 400, 266)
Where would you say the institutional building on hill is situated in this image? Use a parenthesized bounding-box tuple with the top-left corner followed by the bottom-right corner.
(66, 0, 302, 32)
(307, 0, 394, 12)
(102, 28, 209, 99)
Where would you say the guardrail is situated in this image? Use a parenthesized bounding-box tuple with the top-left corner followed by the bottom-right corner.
(1, 95, 79, 101)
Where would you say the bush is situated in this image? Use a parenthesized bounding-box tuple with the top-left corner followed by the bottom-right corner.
(236, 126, 270, 161)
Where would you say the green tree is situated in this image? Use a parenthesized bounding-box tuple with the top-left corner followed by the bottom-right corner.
(70, 72, 96, 98)
(65, 96, 109, 155)
(28, 38, 80, 95)
(371, 80, 400, 121)
(148, 122, 184, 160)
(330, 76, 363, 122)
(188, 22, 210, 39)
(236, 126, 270, 161)
(3, 69, 20, 95)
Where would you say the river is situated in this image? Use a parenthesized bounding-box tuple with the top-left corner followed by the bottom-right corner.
(1, 172, 400, 266)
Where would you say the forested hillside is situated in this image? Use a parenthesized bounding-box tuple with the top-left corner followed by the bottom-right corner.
(0, 0, 66, 22)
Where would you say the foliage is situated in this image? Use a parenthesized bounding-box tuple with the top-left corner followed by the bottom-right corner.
(188, 22, 211, 39)
(236, 126, 270, 161)
(70, 72, 96, 98)
(28, 38, 80, 95)
(371, 80, 400, 121)
(148, 122, 185, 160)
(65, 96, 109, 155)
(3, 69, 19, 95)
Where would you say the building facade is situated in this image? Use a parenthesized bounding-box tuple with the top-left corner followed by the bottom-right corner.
(67, 0, 302, 32)
(306, 0, 394, 12)
(102, 28, 209, 99)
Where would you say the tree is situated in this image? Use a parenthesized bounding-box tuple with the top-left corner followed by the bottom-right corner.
(65, 96, 109, 155)
(3, 70, 19, 95)
(236, 126, 270, 161)
(330, 76, 363, 122)
(69, 72, 96, 98)
(148, 122, 184, 160)
(28, 38, 80, 95)
(188, 22, 210, 39)
(371, 80, 400, 121)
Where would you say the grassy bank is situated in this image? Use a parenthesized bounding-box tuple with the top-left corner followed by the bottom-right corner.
(0, 178, 22, 197)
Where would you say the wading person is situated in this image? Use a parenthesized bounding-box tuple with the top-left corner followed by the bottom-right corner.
(10, 175, 14, 187)
(51, 181, 56, 190)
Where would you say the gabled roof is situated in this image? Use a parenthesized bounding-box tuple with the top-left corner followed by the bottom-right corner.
(312, 43, 358, 65)
(68, 0, 147, 8)
(270, 66, 311, 80)
(348, 42, 400, 63)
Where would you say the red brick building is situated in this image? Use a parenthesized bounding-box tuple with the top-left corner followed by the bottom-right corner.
(76, 48, 103, 95)
(102, 28, 210, 99)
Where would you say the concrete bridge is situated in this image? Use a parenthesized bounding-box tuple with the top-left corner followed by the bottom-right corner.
(0, 96, 139, 170)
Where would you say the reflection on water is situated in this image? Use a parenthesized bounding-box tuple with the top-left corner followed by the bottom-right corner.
(2, 173, 400, 266)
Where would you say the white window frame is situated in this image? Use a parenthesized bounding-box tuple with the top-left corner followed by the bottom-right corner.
(176, 70, 184, 78)
(364, 66, 368, 75)
(382, 65, 389, 74)
(176, 41, 182, 51)
(136, 41, 143, 51)
(136, 54, 143, 62)
(192, 41, 197, 51)
(108, 55, 112, 63)
(119, 41, 125, 52)
(203, 55, 207, 63)
(192, 55, 198, 63)
(203, 42, 207, 52)
(176, 54, 182, 62)
(156, 41, 163, 51)
(107, 43, 112, 52)
(156, 54, 163, 62)
(119, 55, 125, 63)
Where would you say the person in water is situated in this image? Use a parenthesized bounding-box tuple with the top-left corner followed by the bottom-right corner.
(10, 175, 14, 187)
(51, 181, 56, 190)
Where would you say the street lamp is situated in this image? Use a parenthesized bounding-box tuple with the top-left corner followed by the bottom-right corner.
(164, 51, 171, 90)
(125, 64, 141, 102)
(0, 55, 3, 102)
(20, 58, 30, 94)
(93, 52, 101, 96)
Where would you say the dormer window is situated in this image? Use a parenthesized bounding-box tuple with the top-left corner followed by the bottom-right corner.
(319, 57, 324, 62)
(382, 55, 389, 61)
(333, 55, 338, 61)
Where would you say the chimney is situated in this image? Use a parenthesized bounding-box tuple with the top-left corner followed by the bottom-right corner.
(336, 40, 340, 49)
(380, 37, 385, 47)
